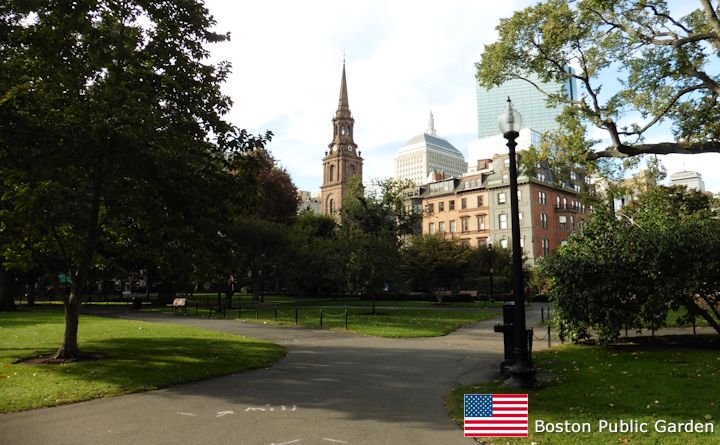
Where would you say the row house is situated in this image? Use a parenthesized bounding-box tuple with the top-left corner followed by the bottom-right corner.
(420, 155, 588, 265)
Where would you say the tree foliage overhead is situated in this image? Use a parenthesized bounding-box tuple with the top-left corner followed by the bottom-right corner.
(540, 186, 720, 344)
(0, 0, 268, 358)
(477, 0, 720, 166)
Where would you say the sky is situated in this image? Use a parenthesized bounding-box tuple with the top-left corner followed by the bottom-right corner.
(202, 0, 720, 194)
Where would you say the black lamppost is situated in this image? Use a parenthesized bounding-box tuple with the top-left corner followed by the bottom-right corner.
(498, 97, 537, 388)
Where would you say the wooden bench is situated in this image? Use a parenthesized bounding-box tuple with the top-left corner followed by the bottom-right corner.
(166, 297, 188, 314)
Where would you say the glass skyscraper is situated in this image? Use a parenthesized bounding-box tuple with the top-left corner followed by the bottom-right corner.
(476, 72, 577, 138)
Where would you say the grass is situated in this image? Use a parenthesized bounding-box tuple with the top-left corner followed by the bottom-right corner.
(666, 308, 718, 328)
(162, 305, 499, 337)
(447, 339, 720, 445)
(0, 309, 286, 413)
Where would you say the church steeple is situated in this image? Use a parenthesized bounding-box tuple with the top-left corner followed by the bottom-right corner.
(330, 62, 357, 149)
(320, 62, 363, 216)
(337, 62, 350, 117)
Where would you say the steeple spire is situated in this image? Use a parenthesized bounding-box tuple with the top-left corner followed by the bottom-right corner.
(337, 62, 350, 116)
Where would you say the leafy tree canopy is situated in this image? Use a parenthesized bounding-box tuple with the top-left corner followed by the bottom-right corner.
(540, 186, 720, 344)
(477, 0, 720, 173)
(0, 0, 268, 357)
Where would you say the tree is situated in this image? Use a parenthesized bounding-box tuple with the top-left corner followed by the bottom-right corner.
(0, 1, 267, 358)
(540, 186, 720, 344)
(340, 177, 423, 295)
(477, 0, 720, 169)
(400, 235, 473, 296)
(285, 211, 344, 296)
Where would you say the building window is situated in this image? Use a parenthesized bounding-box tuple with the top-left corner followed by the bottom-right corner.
(518, 212, 523, 226)
(500, 239, 509, 249)
(329, 165, 335, 182)
(563, 197, 568, 209)
(537, 172, 547, 182)
(329, 199, 335, 213)
(539, 191, 547, 205)
(477, 215, 485, 230)
(499, 213, 508, 230)
(559, 215, 567, 230)
(570, 215, 575, 229)
(449, 220, 456, 233)
(460, 239, 470, 247)
(498, 192, 506, 204)
(427, 203, 434, 213)
(429, 222, 435, 234)
(461, 217, 469, 232)
(461, 198, 467, 209)
(556, 196, 561, 207)
(449, 200, 455, 211)
(541, 212, 548, 229)
(542, 238, 550, 256)
(438, 201, 445, 212)
(477, 195, 483, 207)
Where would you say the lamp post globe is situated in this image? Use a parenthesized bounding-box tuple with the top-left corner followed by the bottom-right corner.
(498, 97, 523, 135)
(498, 97, 537, 388)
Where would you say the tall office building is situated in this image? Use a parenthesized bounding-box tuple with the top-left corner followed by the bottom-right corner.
(475, 72, 577, 139)
(669, 171, 705, 192)
(394, 111, 467, 185)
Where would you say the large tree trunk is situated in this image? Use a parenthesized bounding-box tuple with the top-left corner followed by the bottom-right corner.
(0, 263, 17, 311)
(695, 298, 720, 335)
(56, 293, 81, 358)
(54, 173, 103, 359)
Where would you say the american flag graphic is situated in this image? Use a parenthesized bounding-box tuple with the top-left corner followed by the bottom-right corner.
(464, 394, 529, 437)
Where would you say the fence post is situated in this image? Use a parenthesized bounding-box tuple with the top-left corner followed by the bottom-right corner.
(295, 308, 298, 325)
(693, 319, 696, 335)
(320, 308, 324, 327)
(209, 303, 213, 317)
(541, 307, 544, 324)
(274, 305, 277, 323)
(256, 305, 259, 320)
(547, 325, 551, 348)
(345, 307, 348, 330)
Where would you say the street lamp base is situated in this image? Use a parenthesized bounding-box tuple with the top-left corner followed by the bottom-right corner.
(504, 364, 539, 389)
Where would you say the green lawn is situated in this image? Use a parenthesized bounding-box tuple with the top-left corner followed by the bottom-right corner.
(0, 310, 286, 413)
(170, 306, 498, 338)
(447, 340, 720, 445)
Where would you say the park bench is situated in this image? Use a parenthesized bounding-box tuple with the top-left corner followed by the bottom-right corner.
(167, 297, 188, 314)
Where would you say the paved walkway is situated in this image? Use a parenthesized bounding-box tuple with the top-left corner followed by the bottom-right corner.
(0, 305, 548, 445)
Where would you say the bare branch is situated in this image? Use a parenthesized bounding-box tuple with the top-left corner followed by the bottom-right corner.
(589, 139, 720, 160)
(700, 0, 720, 46)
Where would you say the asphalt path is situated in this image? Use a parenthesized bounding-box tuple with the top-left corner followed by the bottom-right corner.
(0, 305, 547, 445)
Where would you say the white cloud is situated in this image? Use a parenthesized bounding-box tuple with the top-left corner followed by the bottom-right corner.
(202, 0, 720, 194)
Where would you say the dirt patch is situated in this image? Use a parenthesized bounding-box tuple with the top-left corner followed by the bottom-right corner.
(14, 352, 108, 365)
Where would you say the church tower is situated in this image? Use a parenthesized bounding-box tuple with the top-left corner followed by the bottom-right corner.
(320, 63, 363, 215)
